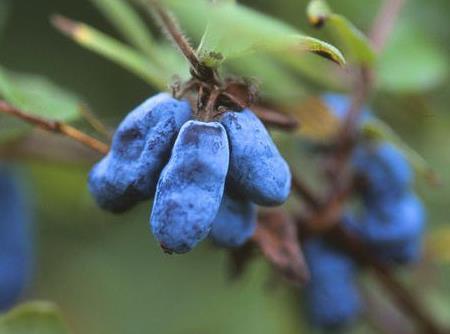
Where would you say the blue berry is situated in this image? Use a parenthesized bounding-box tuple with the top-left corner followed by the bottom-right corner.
(359, 192, 425, 264)
(209, 191, 256, 248)
(321, 93, 372, 125)
(0, 166, 33, 311)
(150, 120, 229, 254)
(303, 238, 362, 328)
(353, 142, 413, 201)
(220, 109, 291, 206)
(88, 93, 191, 213)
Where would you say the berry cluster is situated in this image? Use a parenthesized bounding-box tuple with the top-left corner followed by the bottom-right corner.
(0, 165, 33, 312)
(303, 94, 426, 328)
(89, 93, 291, 253)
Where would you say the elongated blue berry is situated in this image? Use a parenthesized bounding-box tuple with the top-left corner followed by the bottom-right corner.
(209, 192, 256, 248)
(150, 120, 229, 254)
(220, 109, 291, 206)
(0, 166, 33, 311)
(353, 142, 413, 200)
(88, 93, 191, 213)
(303, 238, 362, 328)
(359, 192, 425, 264)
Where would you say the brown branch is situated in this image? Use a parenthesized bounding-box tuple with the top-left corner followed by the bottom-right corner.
(0, 100, 109, 155)
(252, 105, 299, 131)
(291, 175, 321, 210)
(362, 285, 414, 334)
(332, 225, 446, 334)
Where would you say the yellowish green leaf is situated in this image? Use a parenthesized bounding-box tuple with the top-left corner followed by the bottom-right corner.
(306, 0, 375, 66)
(52, 16, 167, 90)
(427, 229, 450, 263)
(290, 96, 343, 141)
(89, 0, 161, 64)
(0, 301, 70, 334)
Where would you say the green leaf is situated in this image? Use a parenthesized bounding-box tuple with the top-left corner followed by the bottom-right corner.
(307, 0, 375, 65)
(152, 42, 190, 80)
(0, 301, 70, 334)
(158, 0, 345, 66)
(226, 54, 307, 103)
(89, 0, 162, 64)
(377, 19, 448, 92)
(281, 52, 346, 90)
(327, 14, 375, 65)
(0, 68, 81, 121)
(52, 16, 168, 90)
(0, 66, 83, 142)
(362, 118, 439, 184)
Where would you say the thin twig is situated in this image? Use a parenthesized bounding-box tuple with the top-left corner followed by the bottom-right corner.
(362, 285, 414, 334)
(150, 1, 218, 84)
(0, 100, 109, 155)
(204, 87, 220, 121)
(291, 175, 321, 210)
(251, 105, 300, 131)
(370, 0, 407, 53)
(79, 104, 112, 141)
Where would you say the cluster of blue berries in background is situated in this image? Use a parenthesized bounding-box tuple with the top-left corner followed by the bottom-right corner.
(351, 141, 426, 265)
(304, 238, 362, 328)
(303, 94, 426, 328)
(0, 165, 33, 312)
(89, 93, 291, 254)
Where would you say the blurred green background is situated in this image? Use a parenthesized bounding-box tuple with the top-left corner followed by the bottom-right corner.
(0, 0, 449, 333)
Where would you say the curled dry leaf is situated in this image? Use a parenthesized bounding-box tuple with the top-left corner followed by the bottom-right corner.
(253, 210, 310, 285)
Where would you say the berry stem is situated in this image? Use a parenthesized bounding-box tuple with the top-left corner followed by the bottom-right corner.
(204, 87, 221, 121)
(79, 104, 112, 141)
(150, 1, 219, 85)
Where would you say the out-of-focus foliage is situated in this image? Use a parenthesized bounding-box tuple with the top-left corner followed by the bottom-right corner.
(376, 18, 448, 92)
(307, 0, 376, 65)
(0, 302, 69, 334)
(89, 0, 158, 60)
(158, 0, 345, 66)
(0, 67, 82, 142)
(52, 17, 169, 89)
